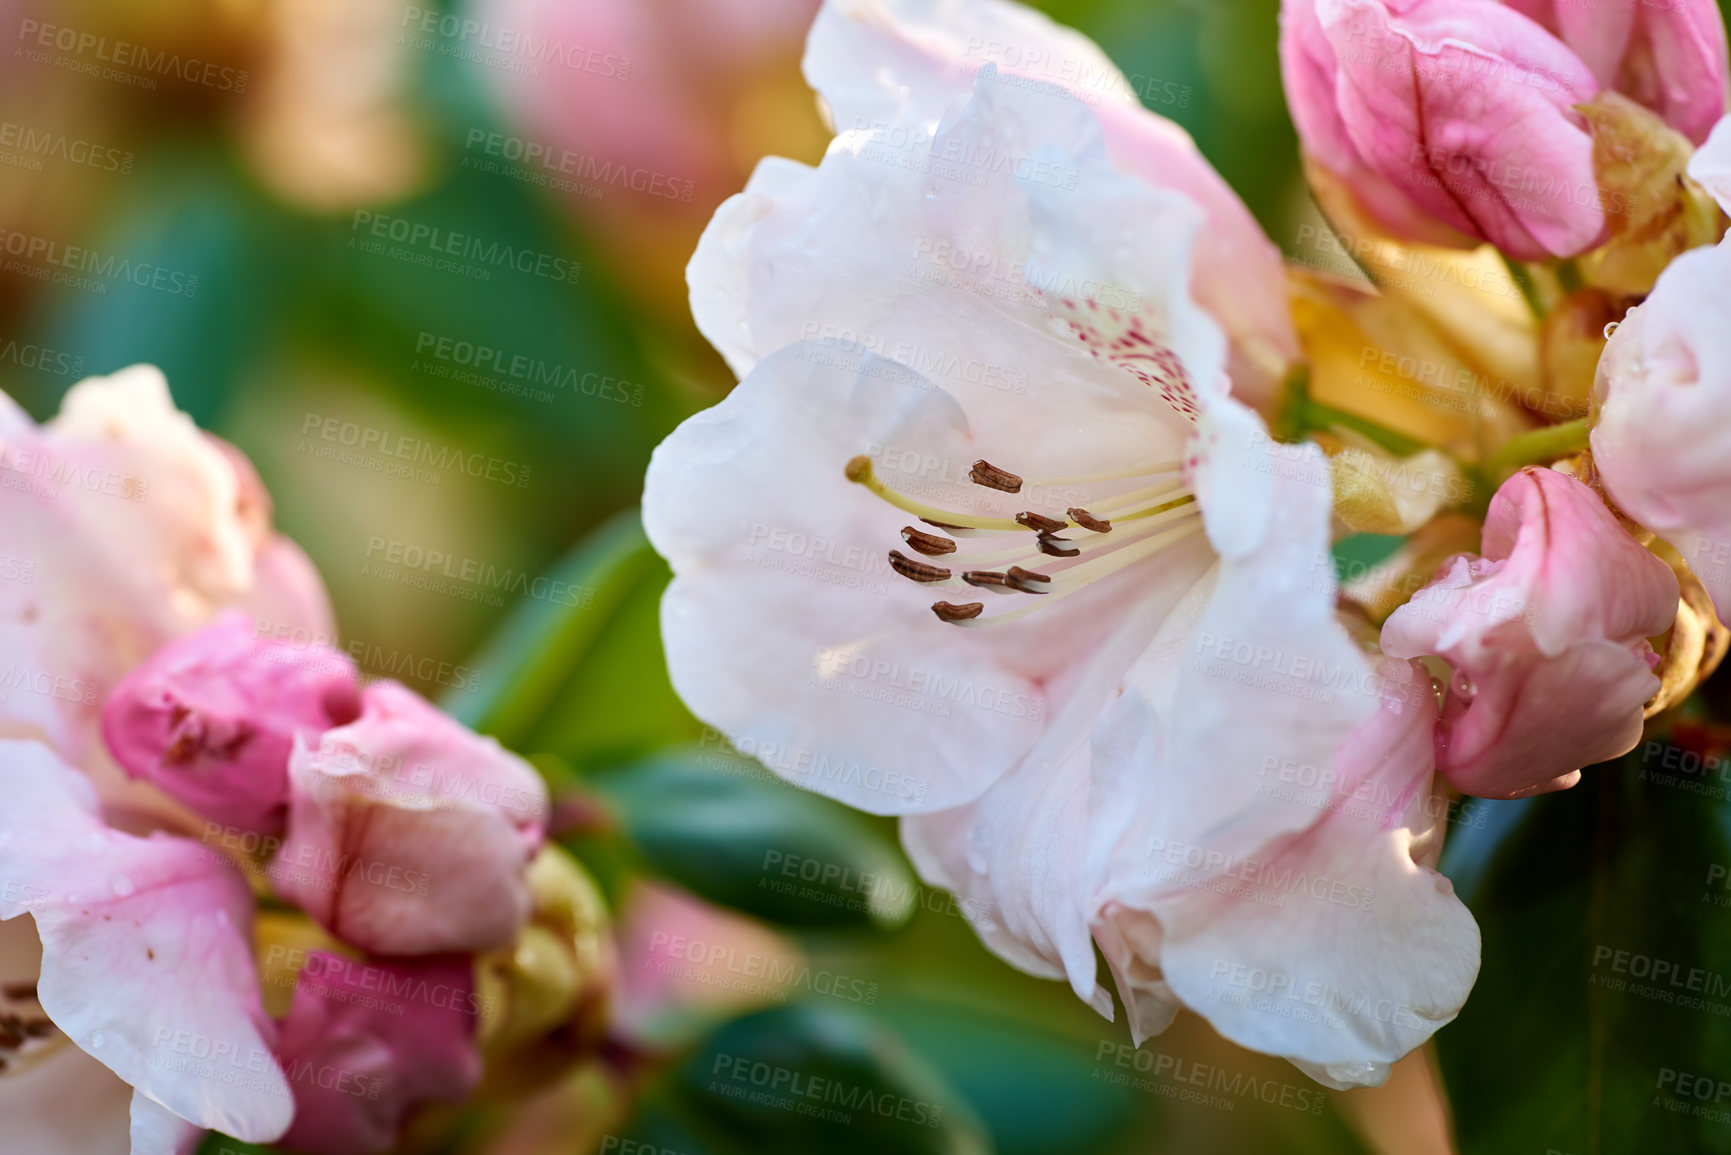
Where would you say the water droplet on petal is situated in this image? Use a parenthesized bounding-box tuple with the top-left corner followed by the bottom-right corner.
(90, 1030, 104, 1049)
(110, 876, 134, 898)
(1453, 672, 1475, 700)
(1604, 321, 1620, 339)
(924, 186, 939, 201)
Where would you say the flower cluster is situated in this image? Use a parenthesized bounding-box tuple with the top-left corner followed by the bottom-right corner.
(644, 0, 1731, 1090)
(0, 372, 568, 1154)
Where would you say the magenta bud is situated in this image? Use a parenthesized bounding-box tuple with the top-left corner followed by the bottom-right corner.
(102, 610, 360, 835)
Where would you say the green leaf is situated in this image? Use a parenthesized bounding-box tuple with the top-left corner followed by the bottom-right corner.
(1437, 745, 1731, 1154)
(593, 748, 916, 930)
(442, 509, 660, 747)
(666, 1003, 992, 1155)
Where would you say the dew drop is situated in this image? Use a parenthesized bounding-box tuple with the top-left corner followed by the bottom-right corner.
(110, 876, 134, 899)
(1603, 321, 1620, 339)
(924, 186, 940, 201)
(89, 1030, 104, 1050)
(1453, 672, 1476, 700)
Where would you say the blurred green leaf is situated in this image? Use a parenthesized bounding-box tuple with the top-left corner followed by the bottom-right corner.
(594, 747, 916, 930)
(443, 508, 659, 746)
(1437, 746, 1731, 1154)
(661, 1003, 992, 1155)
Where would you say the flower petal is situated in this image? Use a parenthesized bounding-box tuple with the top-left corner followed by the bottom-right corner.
(0, 740, 291, 1142)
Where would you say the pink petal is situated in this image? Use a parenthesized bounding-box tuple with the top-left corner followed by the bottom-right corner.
(275, 951, 481, 1155)
(270, 683, 546, 955)
(0, 740, 291, 1142)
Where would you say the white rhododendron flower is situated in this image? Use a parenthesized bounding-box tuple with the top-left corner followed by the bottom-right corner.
(645, 0, 1477, 1087)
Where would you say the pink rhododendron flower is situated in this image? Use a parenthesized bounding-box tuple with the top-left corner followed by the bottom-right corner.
(646, 0, 1477, 1087)
(272, 681, 549, 955)
(1592, 143, 1731, 622)
(1502, 0, 1729, 144)
(275, 951, 482, 1155)
(102, 611, 361, 836)
(0, 366, 332, 767)
(1281, 0, 1605, 259)
(1383, 468, 1678, 797)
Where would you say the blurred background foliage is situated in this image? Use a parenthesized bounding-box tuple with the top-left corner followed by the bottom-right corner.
(5, 0, 1730, 1151)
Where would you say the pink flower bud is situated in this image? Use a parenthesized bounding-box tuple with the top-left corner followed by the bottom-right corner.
(1592, 227, 1731, 620)
(274, 951, 481, 1155)
(102, 611, 361, 836)
(1503, 0, 1729, 144)
(1281, 0, 1606, 259)
(271, 682, 548, 955)
(1382, 468, 1678, 797)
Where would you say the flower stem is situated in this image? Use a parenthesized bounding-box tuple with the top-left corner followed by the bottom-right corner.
(1500, 254, 1548, 319)
(1484, 417, 1592, 484)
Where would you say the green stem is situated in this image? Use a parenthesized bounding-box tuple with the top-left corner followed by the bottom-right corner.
(1484, 417, 1592, 484)
(1500, 254, 1547, 319)
(1300, 399, 1433, 458)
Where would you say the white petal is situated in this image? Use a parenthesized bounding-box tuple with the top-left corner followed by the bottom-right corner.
(1687, 114, 1731, 216)
(129, 1092, 203, 1155)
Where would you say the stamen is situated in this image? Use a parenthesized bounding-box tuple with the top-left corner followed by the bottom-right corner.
(1089, 481, 1188, 515)
(1068, 508, 1111, 533)
(1037, 533, 1080, 557)
(962, 570, 1014, 590)
(932, 601, 984, 622)
(947, 520, 1207, 627)
(901, 526, 957, 556)
(1005, 566, 1051, 594)
(1118, 493, 1195, 522)
(1028, 461, 1182, 486)
(846, 456, 1024, 531)
(1016, 511, 1068, 533)
(970, 460, 1023, 493)
(888, 550, 951, 583)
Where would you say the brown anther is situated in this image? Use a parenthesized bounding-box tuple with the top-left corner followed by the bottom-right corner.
(888, 550, 952, 583)
(962, 570, 1012, 589)
(970, 459, 1024, 493)
(0, 984, 35, 1002)
(1016, 511, 1067, 533)
(920, 517, 968, 532)
(931, 601, 985, 623)
(1005, 566, 1053, 594)
(1068, 507, 1112, 533)
(900, 526, 957, 556)
(1037, 533, 1080, 557)
(19, 1019, 53, 1038)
